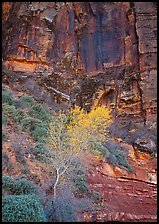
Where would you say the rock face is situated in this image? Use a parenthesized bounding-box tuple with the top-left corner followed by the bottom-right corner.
(2, 2, 157, 152)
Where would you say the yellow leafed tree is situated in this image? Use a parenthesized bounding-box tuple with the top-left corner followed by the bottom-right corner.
(48, 105, 112, 207)
(67, 105, 112, 151)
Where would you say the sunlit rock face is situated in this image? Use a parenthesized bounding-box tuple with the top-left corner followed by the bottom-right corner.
(2, 2, 157, 151)
(2, 2, 139, 73)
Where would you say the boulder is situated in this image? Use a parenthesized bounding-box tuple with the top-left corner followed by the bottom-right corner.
(133, 137, 156, 153)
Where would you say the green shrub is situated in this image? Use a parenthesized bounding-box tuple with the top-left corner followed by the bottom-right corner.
(2, 114, 8, 125)
(13, 179, 39, 195)
(21, 166, 30, 175)
(2, 194, 47, 222)
(107, 153, 118, 165)
(32, 143, 47, 155)
(28, 104, 49, 122)
(17, 95, 35, 107)
(30, 126, 48, 143)
(2, 103, 27, 124)
(32, 144, 50, 163)
(21, 117, 43, 132)
(91, 191, 102, 203)
(114, 149, 133, 171)
(2, 175, 15, 192)
(75, 171, 88, 193)
(13, 109, 26, 123)
(2, 153, 12, 172)
(52, 197, 76, 222)
(107, 149, 133, 172)
(21, 116, 49, 143)
(2, 89, 15, 105)
(2, 176, 39, 196)
(2, 103, 17, 118)
(2, 132, 8, 141)
(91, 140, 109, 157)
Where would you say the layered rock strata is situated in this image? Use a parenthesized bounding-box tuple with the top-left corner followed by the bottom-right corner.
(2, 2, 157, 152)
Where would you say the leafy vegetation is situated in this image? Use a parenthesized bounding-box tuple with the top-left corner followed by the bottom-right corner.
(31, 143, 50, 163)
(2, 153, 12, 171)
(2, 175, 39, 196)
(2, 89, 50, 144)
(2, 89, 15, 105)
(107, 149, 133, 172)
(67, 105, 112, 151)
(16, 95, 35, 107)
(91, 191, 102, 203)
(48, 105, 112, 206)
(51, 196, 76, 222)
(2, 175, 14, 193)
(2, 132, 8, 141)
(91, 140, 109, 157)
(2, 103, 17, 118)
(2, 194, 47, 222)
(2, 176, 47, 222)
(30, 126, 48, 143)
(28, 104, 50, 122)
(2, 114, 8, 125)
(12, 109, 26, 123)
(74, 170, 88, 193)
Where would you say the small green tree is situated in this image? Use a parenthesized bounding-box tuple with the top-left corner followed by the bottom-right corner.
(48, 105, 112, 208)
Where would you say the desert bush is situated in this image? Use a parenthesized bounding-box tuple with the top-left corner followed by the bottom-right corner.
(2, 103, 17, 118)
(3, 103, 27, 124)
(21, 117, 43, 132)
(104, 140, 133, 172)
(13, 178, 39, 195)
(2, 153, 12, 172)
(21, 166, 30, 175)
(107, 150, 133, 172)
(2, 114, 8, 125)
(21, 116, 49, 143)
(51, 196, 76, 222)
(2, 132, 8, 141)
(16, 95, 35, 107)
(28, 104, 50, 122)
(104, 140, 121, 154)
(32, 143, 50, 163)
(2, 194, 47, 222)
(2, 175, 39, 196)
(13, 109, 26, 123)
(91, 140, 109, 157)
(75, 171, 88, 193)
(2, 89, 15, 105)
(114, 149, 133, 172)
(91, 191, 102, 203)
(107, 153, 118, 165)
(30, 126, 48, 143)
(2, 175, 14, 193)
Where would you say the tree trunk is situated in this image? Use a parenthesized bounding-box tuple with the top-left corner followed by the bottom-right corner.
(52, 164, 70, 207)
(53, 172, 59, 207)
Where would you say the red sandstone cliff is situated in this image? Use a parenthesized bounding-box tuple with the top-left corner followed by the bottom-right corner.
(2, 3, 157, 140)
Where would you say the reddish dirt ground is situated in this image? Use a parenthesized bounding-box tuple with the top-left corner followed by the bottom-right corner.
(85, 173, 157, 222)
(81, 152, 157, 222)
